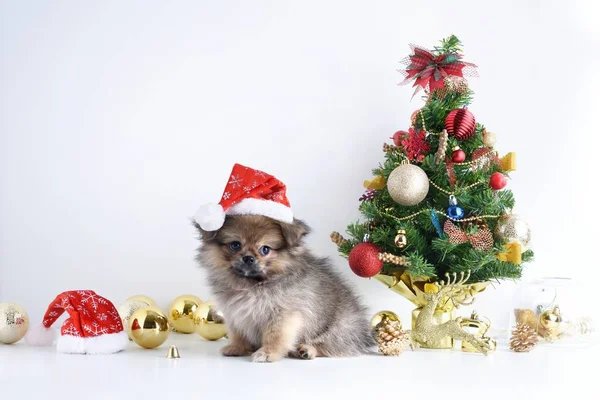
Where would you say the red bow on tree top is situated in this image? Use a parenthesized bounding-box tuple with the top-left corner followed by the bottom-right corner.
(399, 45, 477, 95)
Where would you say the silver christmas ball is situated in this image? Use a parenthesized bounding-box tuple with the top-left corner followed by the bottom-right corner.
(387, 164, 429, 206)
(495, 214, 531, 251)
(0, 303, 30, 344)
(483, 130, 497, 147)
(118, 298, 154, 340)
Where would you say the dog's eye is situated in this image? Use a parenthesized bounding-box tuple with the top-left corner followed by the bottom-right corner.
(259, 246, 271, 256)
(229, 241, 242, 252)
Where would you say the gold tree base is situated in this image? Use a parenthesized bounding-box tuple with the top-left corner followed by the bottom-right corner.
(374, 271, 489, 350)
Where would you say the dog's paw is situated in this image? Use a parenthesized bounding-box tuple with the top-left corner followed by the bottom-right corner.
(289, 344, 317, 360)
(221, 344, 252, 357)
(251, 348, 282, 363)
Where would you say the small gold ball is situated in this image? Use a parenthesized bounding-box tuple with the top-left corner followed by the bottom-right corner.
(129, 306, 170, 349)
(370, 310, 401, 330)
(168, 295, 203, 334)
(394, 229, 407, 248)
(539, 308, 562, 331)
(0, 303, 30, 344)
(194, 302, 227, 341)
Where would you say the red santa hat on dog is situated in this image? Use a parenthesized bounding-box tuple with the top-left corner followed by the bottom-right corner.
(25, 290, 128, 354)
(194, 163, 293, 231)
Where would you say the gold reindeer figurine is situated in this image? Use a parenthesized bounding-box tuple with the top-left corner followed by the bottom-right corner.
(412, 271, 492, 355)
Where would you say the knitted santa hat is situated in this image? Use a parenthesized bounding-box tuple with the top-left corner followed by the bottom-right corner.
(25, 290, 128, 354)
(194, 163, 293, 231)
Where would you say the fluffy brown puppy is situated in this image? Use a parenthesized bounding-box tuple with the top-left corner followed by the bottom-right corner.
(194, 215, 374, 362)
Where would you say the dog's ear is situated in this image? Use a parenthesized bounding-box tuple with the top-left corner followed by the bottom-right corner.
(278, 219, 311, 248)
(191, 219, 218, 241)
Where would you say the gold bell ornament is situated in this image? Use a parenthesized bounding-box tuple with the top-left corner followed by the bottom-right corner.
(168, 295, 203, 333)
(459, 311, 496, 352)
(118, 295, 156, 340)
(166, 345, 181, 359)
(0, 303, 30, 344)
(194, 302, 227, 341)
(129, 306, 170, 349)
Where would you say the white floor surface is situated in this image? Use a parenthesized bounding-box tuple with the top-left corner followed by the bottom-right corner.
(1, 331, 598, 400)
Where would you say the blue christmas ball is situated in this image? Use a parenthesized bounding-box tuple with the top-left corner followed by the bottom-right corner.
(447, 205, 465, 220)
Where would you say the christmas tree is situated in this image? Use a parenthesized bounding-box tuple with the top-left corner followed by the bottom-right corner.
(332, 35, 533, 285)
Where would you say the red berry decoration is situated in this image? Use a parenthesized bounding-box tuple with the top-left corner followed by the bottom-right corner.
(444, 108, 476, 140)
(451, 146, 466, 163)
(348, 242, 383, 278)
(489, 172, 508, 190)
(391, 130, 408, 146)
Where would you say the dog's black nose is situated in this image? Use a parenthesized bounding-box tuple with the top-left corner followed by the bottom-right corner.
(242, 255, 256, 266)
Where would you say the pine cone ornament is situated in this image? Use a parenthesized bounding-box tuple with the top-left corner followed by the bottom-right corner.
(435, 129, 449, 165)
(383, 143, 400, 153)
(509, 323, 539, 352)
(375, 319, 411, 356)
(330, 231, 346, 247)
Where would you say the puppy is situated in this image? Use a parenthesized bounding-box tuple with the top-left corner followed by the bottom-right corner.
(194, 215, 374, 362)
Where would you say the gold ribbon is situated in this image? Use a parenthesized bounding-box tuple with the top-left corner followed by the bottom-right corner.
(496, 242, 522, 264)
(373, 272, 488, 312)
(501, 152, 516, 172)
(363, 176, 386, 190)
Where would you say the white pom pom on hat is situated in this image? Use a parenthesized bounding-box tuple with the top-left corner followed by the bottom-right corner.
(194, 203, 226, 232)
(194, 164, 293, 231)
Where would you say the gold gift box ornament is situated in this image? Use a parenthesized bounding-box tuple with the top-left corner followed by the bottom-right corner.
(374, 271, 488, 349)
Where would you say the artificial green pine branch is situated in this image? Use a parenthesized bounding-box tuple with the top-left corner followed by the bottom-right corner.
(337, 35, 532, 285)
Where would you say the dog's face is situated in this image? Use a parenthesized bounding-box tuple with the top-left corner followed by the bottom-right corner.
(196, 215, 310, 283)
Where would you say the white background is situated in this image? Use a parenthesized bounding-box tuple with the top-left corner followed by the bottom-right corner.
(2, 1, 599, 331)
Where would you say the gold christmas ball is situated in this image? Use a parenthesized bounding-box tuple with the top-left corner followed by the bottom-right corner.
(168, 294, 203, 334)
(539, 307, 562, 331)
(386, 163, 429, 206)
(118, 299, 153, 340)
(129, 306, 170, 349)
(194, 302, 227, 341)
(494, 214, 531, 251)
(126, 295, 156, 306)
(394, 229, 407, 248)
(370, 310, 401, 330)
(0, 303, 30, 344)
(482, 130, 497, 147)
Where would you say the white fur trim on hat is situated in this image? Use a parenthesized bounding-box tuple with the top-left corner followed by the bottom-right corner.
(25, 325, 58, 346)
(56, 331, 129, 355)
(226, 198, 294, 223)
(194, 203, 226, 231)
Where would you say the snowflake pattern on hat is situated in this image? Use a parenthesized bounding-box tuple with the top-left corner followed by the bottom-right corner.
(194, 164, 294, 231)
(28, 290, 128, 355)
(41, 290, 124, 338)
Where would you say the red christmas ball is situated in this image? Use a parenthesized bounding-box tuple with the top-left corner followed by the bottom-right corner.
(391, 130, 408, 146)
(451, 147, 466, 163)
(489, 172, 508, 190)
(348, 242, 383, 278)
(444, 108, 476, 140)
